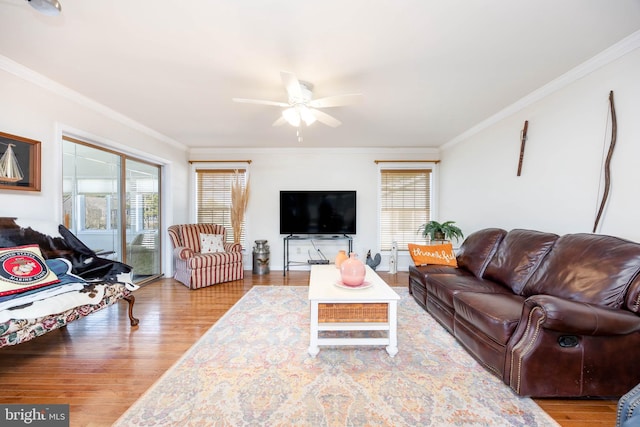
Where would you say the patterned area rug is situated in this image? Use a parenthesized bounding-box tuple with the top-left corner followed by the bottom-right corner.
(115, 286, 559, 426)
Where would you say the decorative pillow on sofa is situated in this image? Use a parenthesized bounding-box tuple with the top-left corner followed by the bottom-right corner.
(199, 233, 225, 254)
(0, 244, 60, 297)
(408, 243, 457, 267)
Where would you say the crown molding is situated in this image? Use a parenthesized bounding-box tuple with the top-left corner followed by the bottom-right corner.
(0, 55, 186, 151)
(441, 30, 640, 151)
(188, 146, 440, 157)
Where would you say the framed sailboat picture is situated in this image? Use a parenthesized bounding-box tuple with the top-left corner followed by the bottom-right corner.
(0, 132, 41, 192)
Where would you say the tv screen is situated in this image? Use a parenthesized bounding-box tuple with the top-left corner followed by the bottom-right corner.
(280, 191, 356, 235)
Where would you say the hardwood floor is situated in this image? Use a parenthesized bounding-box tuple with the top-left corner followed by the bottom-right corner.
(0, 271, 617, 426)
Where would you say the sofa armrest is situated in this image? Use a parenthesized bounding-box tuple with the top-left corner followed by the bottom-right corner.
(174, 246, 195, 260)
(224, 242, 242, 253)
(524, 294, 640, 336)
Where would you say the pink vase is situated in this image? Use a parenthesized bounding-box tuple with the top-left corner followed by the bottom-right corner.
(340, 252, 366, 286)
(334, 250, 348, 269)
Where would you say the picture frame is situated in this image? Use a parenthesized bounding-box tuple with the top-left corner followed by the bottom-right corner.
(0, 131, 41, 192)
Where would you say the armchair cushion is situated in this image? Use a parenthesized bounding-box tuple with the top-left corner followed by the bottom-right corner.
(200, 233, 225, 253)
(186, 251, 242, 269)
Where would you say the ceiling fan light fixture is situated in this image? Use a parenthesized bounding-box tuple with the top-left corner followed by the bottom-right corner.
(26, 0, 62, 16)
(282, 108, 301, 127)
(299, 106, 316, 126)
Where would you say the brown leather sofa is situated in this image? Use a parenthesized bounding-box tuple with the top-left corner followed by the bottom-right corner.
(409, 228, 640, 397)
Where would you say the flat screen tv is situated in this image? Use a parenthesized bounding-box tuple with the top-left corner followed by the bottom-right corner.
(280, 191, 356, 235)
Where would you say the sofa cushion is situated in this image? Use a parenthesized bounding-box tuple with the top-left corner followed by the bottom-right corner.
(625, 279, 640, 314)
(523, 233, 640, 308)
(426, 273, 512, 308)
(456, 228, 507, 278)
(453, 292, 525, 345)
(409, 264, 469, 284)
(483, 229, 558, 294)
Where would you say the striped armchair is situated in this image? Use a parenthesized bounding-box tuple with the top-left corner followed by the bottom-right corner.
(167, 224, 244, 289)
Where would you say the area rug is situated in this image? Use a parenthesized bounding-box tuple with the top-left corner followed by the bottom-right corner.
(114, 286, 559, 426)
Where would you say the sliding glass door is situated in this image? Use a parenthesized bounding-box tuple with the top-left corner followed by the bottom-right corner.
(125, 159, 160, 279)
(62, 137, 161, 282)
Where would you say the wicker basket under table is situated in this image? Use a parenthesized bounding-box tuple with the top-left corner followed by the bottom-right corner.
(318, 303, 389, 323)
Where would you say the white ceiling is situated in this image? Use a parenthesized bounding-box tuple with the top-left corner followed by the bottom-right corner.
(1, 0, 639, 149)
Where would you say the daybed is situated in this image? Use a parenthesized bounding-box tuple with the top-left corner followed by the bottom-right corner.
(409, 227, 640, 397)
(168, 223, 243, 289)
(0, 218, 139, 347)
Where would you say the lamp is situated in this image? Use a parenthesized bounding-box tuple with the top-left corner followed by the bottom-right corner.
(299, 106, 317, 126)
(26, 0, 62, 16)
(282, 108, 301, 127)
(282, 105, 317, 127)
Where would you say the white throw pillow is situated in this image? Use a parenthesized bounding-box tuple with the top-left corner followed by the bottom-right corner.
(200, 233, 225, 254)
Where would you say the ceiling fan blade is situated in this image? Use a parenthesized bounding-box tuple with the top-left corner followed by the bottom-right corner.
(309, 93, 363, 108)
(272, 116, 287, 127)
(232, 98, 289, 107)
(310, 109, 342, 128)
(281, 71, 302, 101)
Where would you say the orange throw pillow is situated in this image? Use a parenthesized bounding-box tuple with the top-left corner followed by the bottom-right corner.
(408, 243, 458, 267)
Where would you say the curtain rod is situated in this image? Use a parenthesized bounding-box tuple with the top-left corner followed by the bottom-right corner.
(189, 160, 252, 164)
(374, 160, 440, 164)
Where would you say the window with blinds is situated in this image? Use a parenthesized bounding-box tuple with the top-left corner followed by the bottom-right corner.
(380, 169, 431, 251)
(196, 169, 247, 245)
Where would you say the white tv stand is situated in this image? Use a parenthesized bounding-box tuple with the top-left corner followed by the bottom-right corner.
(283, 234, 353, 276)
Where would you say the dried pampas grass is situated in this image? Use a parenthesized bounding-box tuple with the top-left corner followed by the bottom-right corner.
(231, 170, 249, 244)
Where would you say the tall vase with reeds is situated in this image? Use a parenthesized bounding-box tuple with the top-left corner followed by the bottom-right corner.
(231, 170, 250, 244)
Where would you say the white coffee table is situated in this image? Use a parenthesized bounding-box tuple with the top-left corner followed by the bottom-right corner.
(308, 264, 400, 357)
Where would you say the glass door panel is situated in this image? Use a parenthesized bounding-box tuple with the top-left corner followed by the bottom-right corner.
(125, 159, 161, 280)
(62, 141, 121, 258)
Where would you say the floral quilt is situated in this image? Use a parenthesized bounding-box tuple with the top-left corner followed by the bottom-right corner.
(0, 282, 131, 347)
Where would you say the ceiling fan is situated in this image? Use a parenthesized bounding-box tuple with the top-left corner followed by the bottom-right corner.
(233, 71, 362, 131)
(26, 0, 62, 16)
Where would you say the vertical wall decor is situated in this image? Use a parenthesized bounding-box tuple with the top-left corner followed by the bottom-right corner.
(517, 120, 529, 176)
(0, 132, 41, 192)
(592, 91, 617, 233)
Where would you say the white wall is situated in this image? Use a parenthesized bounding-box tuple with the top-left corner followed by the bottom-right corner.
(6, 40, 637, 278)
(0, 64, 191, 275)
(439, 47, 640, 243)
(189, 147, 439, 271)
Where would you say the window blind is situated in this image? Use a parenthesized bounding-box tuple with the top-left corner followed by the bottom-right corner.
(380, 169, 431, 251)
(196, 169, 247, 245)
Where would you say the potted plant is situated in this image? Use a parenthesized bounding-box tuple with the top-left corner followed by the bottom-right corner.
(418, 220, 464, 242)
